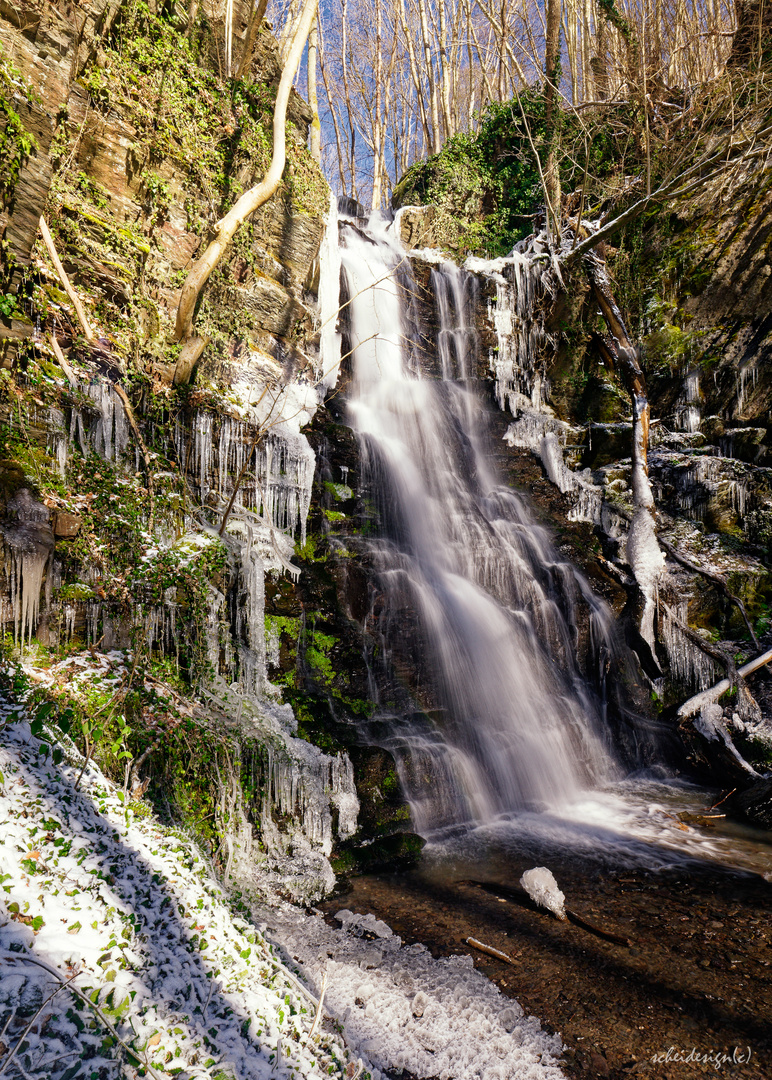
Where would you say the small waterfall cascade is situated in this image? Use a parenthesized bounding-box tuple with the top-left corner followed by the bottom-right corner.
(340, 212, 617, 833)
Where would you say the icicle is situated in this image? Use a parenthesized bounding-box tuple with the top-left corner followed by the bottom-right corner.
(660, 601, 716, 692)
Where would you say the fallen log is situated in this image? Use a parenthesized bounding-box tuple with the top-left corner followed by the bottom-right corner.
(677, 646, 772, 720)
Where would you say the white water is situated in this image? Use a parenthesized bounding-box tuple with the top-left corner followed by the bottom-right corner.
(341, 212, 615, 833)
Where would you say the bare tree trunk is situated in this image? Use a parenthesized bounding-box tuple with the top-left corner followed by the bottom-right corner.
(318, 18, 347, 188)
(236, 0, 269, 80)
(174, 0, 319, 346)
(372, 0, 384, 208)
(341, 0, 358, 197)
(416, 0, 441, 151)
(225, 0, 233, 78)
(308, 14, 321, 163)
(399, 0, 433, 151)
(544, 0, 562, 236)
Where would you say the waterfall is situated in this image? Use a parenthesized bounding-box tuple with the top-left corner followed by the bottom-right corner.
(340, 212, 617, 834)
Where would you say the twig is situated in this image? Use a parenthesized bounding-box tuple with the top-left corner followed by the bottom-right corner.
(308, 967, 327, 1041)
(466, 937, 517, 965)
(0, 975, 75, 1076)
(709, 788, 736, 811)
(38, 217, 95, 343)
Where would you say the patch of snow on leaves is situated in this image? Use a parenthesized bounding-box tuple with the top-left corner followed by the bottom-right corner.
(0, 700, 357, 1080)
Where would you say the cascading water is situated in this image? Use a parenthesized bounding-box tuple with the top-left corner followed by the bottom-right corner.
(340, 211, 617, 834)
(335, 211, 772, 881)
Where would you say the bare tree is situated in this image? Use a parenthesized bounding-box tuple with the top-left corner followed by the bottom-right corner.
(174, 0, 319, 361)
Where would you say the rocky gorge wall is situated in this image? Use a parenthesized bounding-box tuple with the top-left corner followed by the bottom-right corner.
(0, 0, 386, 901)
(3, 0, 772, 908)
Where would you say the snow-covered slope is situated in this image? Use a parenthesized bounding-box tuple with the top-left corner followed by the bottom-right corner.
(0, 685, 565, 1080)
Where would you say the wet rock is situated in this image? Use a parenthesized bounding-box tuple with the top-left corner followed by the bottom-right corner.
(732, 777, 772, 829)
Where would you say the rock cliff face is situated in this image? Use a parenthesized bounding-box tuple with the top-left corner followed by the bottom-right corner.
(0, 0, 380, 900)
(3, 0, 772, 898)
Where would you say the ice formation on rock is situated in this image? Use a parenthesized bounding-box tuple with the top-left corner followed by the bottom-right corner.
(660, 600, 717, 693)
(540, 433, 603, 524)
(676, 370, 702, 433)
(317, 191, 342, 390)
(520, 866, 567, 920)
(87, 379, 130, 461)
(466, 247, 558, 415)
(0, 490, 54, 646)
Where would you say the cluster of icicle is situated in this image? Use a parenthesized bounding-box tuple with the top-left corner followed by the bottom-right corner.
(659, 599, 717, 693)
(466, 232, 559, 416)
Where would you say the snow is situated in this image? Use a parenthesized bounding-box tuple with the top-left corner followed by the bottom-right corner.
(0, 707, 357, 1080)
(0, 685, 566, 1080)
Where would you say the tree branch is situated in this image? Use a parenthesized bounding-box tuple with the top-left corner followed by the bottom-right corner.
(174, 0, 319, 344)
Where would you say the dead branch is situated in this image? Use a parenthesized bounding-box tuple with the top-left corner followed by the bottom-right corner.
(50, 335, 78, 389)
(677, 646, 772, 719)
(38, 217, 95, 344)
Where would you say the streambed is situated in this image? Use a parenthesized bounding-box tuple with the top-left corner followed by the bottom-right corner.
(324, 785, 772, 1079)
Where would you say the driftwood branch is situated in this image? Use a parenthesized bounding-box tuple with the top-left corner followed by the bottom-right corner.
(466, 937, 517, 965)
(113, 384, 156, 534)
(677, 646, 772, 719)
(39, 217, 95, 344)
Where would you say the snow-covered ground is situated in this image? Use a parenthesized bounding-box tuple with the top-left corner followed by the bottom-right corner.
(0, 684, 565, 1080)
